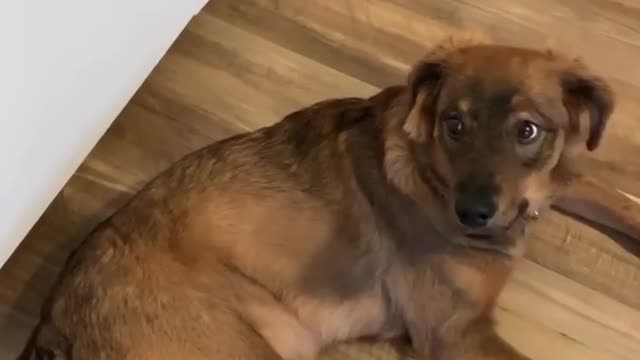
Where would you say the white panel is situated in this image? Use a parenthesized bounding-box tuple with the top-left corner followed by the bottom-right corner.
(0, 0, 209, 266)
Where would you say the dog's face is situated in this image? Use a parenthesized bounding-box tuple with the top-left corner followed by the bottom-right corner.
(401, 42, 614, 244)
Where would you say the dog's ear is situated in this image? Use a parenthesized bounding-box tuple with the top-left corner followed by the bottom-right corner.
(561, 65, 615, 151)
(408, 58, 447, 104)
(404, 32, 491, 142)
(404, 58, 447, 142)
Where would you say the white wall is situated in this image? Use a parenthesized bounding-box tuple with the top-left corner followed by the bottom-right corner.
(0, 0, 208, 266)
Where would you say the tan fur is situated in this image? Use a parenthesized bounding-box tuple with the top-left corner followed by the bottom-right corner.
(442, 255, 514, 314)
(21, 36, 623, 360)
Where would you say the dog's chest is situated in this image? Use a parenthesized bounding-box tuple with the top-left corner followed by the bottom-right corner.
(290, 285, 401, 345)
(440, 253, 515, 312)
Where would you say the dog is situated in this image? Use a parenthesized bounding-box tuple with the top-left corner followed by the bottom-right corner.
(20, 36, 623, 360)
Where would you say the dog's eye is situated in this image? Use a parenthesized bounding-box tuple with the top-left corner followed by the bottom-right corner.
(515, 121, 540, 144)
(444, 112, 464, 140)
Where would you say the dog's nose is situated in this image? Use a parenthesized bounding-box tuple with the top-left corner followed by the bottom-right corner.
(454, 197, 497, 228)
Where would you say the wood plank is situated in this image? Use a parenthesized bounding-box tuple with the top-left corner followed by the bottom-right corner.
(207, 0, 408, 88)
(137, 14, 377, 135)
(497, 260, 640, 360)
(526, 211, 640, 309)
(0, 306, 37, 358)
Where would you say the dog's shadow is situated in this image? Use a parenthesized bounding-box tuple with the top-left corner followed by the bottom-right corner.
(553, 207, 640, 259)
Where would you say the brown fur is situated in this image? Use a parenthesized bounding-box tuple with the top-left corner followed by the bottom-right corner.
(21, 37, 622, 360)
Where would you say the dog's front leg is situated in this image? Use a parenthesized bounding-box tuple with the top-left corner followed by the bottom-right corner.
(407, 310, 531, 360)
(388, 262, 531, 360)
(453, 318, 533, 360)
(405, 312, 531, 359)
(386, 261, 463, 359)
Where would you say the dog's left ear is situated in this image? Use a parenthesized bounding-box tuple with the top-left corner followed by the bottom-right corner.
(561, 66, 615, 151)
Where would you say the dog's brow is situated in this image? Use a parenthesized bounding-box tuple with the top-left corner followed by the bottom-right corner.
(510, 95, 557, 128)
(465, 79, 518, 110)
(458, 98, 472, 113)
(489, 87, 518, 107)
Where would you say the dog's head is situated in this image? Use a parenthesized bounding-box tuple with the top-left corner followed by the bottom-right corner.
(388, 36, 615, 247)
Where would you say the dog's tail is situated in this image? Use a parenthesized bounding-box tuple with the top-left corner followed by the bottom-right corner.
(17, 320, 69, 360)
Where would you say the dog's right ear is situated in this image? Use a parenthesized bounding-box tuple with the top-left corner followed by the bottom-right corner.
(404, 33, 490, 142)
(403, 58, 447, 143)
(408, 59, 447, 104)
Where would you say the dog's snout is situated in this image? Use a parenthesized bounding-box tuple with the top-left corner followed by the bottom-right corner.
(454, 174, 500, 229)
(454, 196, 497, 228)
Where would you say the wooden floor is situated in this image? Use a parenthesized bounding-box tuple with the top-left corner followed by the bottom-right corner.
(2, 0, 640, 358)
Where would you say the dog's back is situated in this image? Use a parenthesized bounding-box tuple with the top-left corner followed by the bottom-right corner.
(19, 95, 397, 359)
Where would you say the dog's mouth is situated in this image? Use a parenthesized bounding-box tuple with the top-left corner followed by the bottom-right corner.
(462, 201, 530, 241)
(462, 225, 518, 244)
(464, 232, 495, 240)
(462, 228, 508, 243)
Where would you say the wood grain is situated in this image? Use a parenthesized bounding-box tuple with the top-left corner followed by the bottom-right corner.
(1, 0, 638, 358)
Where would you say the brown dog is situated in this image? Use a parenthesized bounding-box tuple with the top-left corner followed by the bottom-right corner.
(21, 37, 621, 360)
